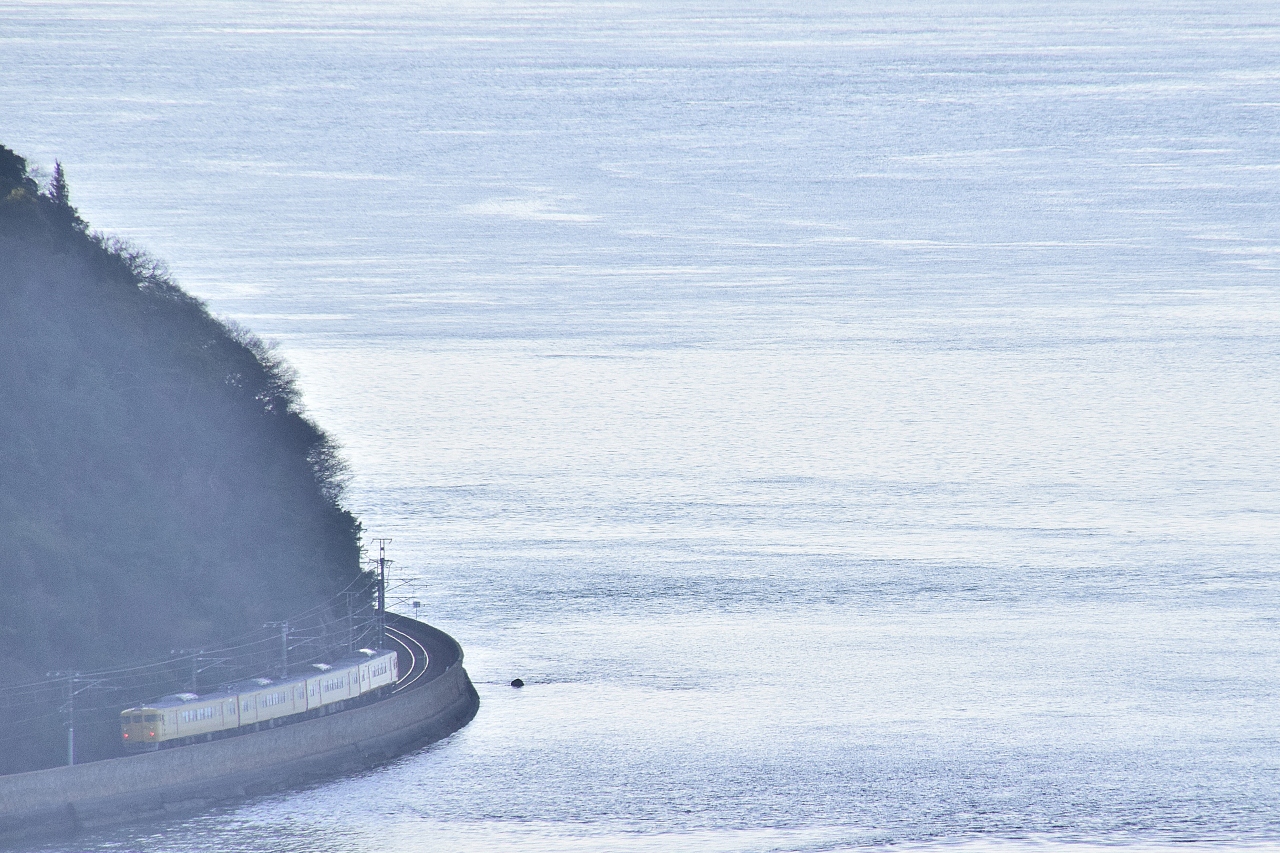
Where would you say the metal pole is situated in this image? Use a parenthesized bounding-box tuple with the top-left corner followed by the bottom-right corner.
(172, 649, 226, 692)
(66, 675, 75, 766)
(264, 622, 289, 678)
(376, 539, 388, 612)
(172, 648, 206, 691)
(344, 592, 355, 653)
(372, 538, 392, 649)
(46, 671, 99, 767)
(46, 671, 81, 766)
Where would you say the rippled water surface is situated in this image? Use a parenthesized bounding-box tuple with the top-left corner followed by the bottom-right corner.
(5, 1, 1280, 850)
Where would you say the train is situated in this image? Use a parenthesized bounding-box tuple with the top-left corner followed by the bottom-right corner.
(119, 648, 399, 750)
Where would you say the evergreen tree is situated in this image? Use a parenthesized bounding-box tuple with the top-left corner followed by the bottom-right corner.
(0, 143, 367, 772)
(50, 160, 69, 208)
(42, 159, 85, 232)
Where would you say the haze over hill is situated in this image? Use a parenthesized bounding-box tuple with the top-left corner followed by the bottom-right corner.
(0, 143, 370, 771)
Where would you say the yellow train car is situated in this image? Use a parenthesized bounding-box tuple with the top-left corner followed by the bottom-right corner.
(318, 664, 357, 705)
(120, 691, 239, 748)
(229, 677, 274, 727)
(118, 707, 164, 748)
(121, 649, 401, 750)
(235, 676, 312, 725)
(360, 649, 398, 693)
(305, 664, 332, 711)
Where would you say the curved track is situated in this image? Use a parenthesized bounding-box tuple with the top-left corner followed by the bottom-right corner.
(0, 617, 477, 844)
(386, 623, 431, 693)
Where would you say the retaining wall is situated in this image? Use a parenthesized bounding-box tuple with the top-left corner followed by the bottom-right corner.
(0, 617, 479, 843)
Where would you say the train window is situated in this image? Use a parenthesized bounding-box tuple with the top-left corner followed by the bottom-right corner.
(144, 715, 160, 722)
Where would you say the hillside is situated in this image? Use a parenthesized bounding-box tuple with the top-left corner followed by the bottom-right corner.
(0, 144, 370, 771)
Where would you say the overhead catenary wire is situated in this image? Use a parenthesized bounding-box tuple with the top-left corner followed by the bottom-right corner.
(0, 573, 383, 712)
(0, 546, 410, 775)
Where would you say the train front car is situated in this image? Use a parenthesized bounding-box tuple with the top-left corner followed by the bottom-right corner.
(120, 691, 238, 750)
(120, 706, 165, 750)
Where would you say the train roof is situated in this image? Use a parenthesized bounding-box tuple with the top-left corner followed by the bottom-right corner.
(122, 688, 237, 712)
(125, 648, 398, 710)
(223, 676, 275, 692)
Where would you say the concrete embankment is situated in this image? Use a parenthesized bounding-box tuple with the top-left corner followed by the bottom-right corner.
(0, 616, 479, 843)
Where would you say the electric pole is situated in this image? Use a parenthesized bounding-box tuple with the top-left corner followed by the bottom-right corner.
(339, 591, 362, 653)
(371, 538, 392, 649)
(45, 672, 102, 766)
(171, 649, 228, 692)
(263, 622, 290, 678)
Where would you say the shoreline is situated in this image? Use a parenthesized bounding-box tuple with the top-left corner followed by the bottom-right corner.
(0, 615, 479, 844)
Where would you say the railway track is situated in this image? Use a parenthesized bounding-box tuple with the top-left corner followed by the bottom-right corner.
(386, 624, 430, 693)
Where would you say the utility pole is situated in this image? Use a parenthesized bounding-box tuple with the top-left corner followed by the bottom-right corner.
(52, 671, 79, 767)
(173, 649, 202, 691)
(45, 672, 101, 766)
(371, 538, 392, 649)
(170, 649, 228, 692)
(339, 591, 361, 653)
(263, 622, 290, 678)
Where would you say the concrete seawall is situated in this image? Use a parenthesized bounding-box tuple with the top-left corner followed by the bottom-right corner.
(0, 616, 479, 843)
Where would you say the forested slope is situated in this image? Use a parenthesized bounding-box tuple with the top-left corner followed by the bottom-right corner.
(0, 144, 369, 769)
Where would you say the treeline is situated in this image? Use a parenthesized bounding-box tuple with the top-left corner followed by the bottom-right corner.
(0, 144, 371, 772)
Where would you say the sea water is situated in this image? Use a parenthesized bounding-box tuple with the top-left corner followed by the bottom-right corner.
(4, 1, 1280, 851)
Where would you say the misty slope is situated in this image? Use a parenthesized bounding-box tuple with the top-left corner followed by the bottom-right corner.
(0, 144, 367, 689)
